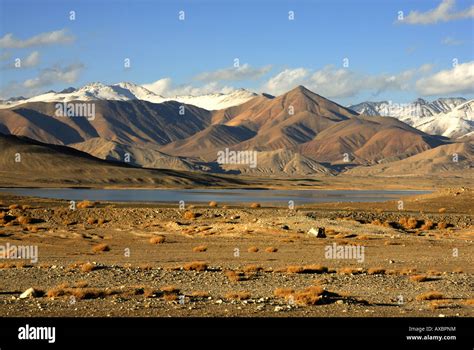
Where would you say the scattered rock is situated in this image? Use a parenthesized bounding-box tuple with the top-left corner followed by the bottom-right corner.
(308, 227, 326, 238)
(19, 288, 39, 299)
(274, 306, 284, 312)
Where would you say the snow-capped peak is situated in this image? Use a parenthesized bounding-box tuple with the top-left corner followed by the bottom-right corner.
(0, 82, 256, 110)
(414, 99, 474, 139)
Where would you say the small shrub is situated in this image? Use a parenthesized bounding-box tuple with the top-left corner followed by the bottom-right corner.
(367, 268, 386, 275)
(92, 243, 110, 253)
(87, 217, 98, 225)
(224, 291, 251, 300)
(193, 245, 208, 252)
(437, 221, 448, 229)
(410, 275, 429, 282)
(416, 291, 444, 301)
(274, 288, 294, 298)
(243, 265, 263, 273)
(149, 235, 165, 244)
(265, 247, 278, 253)
(80, 262, 97, 272)
(421, 220, 434, 230)
(247, 246, 259, 253)
(209, 201, 218, 208)
(77, 200, 95, 209)
(225, 270, 245, 282)
(183, 211, 196, 220)
(250, 203, 261, 208)
(183, 261, 208, 271)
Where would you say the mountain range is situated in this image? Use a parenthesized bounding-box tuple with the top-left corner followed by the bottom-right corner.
(0, 83, 472, 177)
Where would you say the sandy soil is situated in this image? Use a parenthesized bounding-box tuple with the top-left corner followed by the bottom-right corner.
(0, 188, 472, 317)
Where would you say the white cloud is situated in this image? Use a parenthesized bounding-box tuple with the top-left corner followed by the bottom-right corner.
(402, 0, 474, 24)
(2, 51, 40, 70)
(195, 63, 272, 82)
(441, 36, 464, 45)
(142, 78, 173, 96)
(23, 63, 84, 89)
(23, 51, 40, 67)
(0, 51, 11, 61)
(262, 65, 433, 98)
(142, 78, 235, 97)
(0, 29, 74, 48)
(262, 68, 309, 95)
(416, 61, 474, 95)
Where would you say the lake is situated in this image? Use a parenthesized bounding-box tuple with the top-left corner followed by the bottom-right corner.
(0, 188, 431, 206)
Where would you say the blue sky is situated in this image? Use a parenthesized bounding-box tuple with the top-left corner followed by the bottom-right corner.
(0, 0, 473, 104)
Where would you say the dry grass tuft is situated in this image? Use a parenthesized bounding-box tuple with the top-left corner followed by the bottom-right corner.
(367, 268, 386, 275)
(183, 211, 196, 220)
(92, 243, 110, 253)
(265, 247, 278, 253)
(286, 264, 328, 274)
(286, 265, 304, 274)
(17, 216, 32, 225)
(247, 246, 259, 253)
(87, 217, 98, 225)
(183, 261, 208, 272)
(192, 245, 208, 252)
(420, 220, 434, 230)
(437, 221, 448, 229)
(149, 235, 165, 244)
(225, 270, 246, 282)
(416, 291, 444, 301)
(371, 219, 382, 226)
(163, 293, 179, 302)
(189, 291, 210, 299)
(224, 291, 251, 300)
(292, 286, 325, 306)
(160, 285, 180, 294)
(338, 267, 365, 275)
(410, 275, 429, 282)
(274, 288, 294, 298)
(77, 200, 96, 209)
(80, 262, 97, 272)
(242, 265, 263, 273)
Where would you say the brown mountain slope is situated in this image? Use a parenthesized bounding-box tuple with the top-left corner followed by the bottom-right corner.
(345, 142, 474, 177)
(70, 138, 202, 171)
(215, 86, 358, 150)
(0, 100, 211, 147)
(0, 134, 245, 187)
(159, 124, 256, 160)
(299, 116, 446, 164)
(219, 149, 335, 176)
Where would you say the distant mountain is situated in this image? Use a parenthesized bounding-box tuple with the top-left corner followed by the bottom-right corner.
(0, 82, 257, 110)
(0, 85, 455, 175)
(412, 100, 474, 139)
(218, 149, 335, 176)
(349, 98, 466, 119)
(0, 133, 242, 187)
(220, 85, 359, 150)
(349, 97, 472, 139)
(346, 141, 473, 176)
(298, 115, 445, 165)
(70, 137, 204, 171)
(0, 99, 212, 146)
